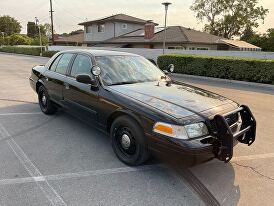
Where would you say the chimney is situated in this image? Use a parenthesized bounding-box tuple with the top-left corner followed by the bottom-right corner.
(144, 20, 155, 40)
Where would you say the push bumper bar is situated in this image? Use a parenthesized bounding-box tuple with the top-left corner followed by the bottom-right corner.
(214, 105, 256, 162)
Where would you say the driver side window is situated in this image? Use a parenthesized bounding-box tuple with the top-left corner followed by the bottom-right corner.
(70, 54, 92, 78)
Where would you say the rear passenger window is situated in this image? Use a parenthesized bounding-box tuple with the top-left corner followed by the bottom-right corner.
(49, 54, 62, 71)
(55, 53, 74, 75)
(70, 54, 92, 77)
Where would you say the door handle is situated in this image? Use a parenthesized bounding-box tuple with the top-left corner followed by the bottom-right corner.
(64, 83, 70, 90)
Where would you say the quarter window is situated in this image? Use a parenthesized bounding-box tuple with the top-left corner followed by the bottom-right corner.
(49, 54, 63, 71)
(55, 53, 74, 75)
(70, 55, 92, 77)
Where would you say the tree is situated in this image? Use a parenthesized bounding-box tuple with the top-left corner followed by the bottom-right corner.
(263, 29, 274, 51)
(27, 22, 37, 37)
(40, 23, 52, 37)
(190, 0, 269, 38)
(240, 28, 274, 52)
(0, 15, 22, 35)
(241, 26, 256, 42)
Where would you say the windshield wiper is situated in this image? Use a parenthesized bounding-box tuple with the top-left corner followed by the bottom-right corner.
(110, 81, 139, 86)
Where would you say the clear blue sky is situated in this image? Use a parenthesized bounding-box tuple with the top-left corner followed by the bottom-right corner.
(0, 0, 273, 34)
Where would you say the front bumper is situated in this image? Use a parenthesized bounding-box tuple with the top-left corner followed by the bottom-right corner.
(212, 105, 256, 162)
(148, 105, 256, 163)
(29, 77, 36, 92)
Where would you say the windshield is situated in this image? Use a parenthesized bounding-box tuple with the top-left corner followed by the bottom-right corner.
(95, 55, 166, 86)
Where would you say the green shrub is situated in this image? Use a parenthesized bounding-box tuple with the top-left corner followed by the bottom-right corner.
(0, 46, 45, 56)
(9, 34, 32, 45)
(157, 54, 274, 84)
(31, 36, 49, 46)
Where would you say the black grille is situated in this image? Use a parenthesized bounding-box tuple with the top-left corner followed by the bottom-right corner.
(210, 112, 239, 133)
(225, 112, 239, 126)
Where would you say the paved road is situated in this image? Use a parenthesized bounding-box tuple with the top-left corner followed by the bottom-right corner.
(0, 53, 273, 206)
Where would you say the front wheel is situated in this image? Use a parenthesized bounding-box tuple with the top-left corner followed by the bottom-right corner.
(38, 85, 57, 115)
(110, 116, 150, 166)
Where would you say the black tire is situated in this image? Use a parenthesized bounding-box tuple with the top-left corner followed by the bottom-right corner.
(110, 115, 150, 166)
(38, 85, 57, 115)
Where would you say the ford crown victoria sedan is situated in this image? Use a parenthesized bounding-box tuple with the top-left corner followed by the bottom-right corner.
(29, 50, 256, 166)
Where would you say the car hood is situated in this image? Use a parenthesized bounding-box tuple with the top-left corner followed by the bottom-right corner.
(109, 81, 238, 119)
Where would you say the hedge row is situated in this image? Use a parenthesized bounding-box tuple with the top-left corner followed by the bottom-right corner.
(0, 46, 58, 57)
(157, 54, 274, 84)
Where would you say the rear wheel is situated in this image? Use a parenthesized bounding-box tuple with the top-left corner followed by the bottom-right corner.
(38, 85, 57, 114)
(110, 116, 150, 166)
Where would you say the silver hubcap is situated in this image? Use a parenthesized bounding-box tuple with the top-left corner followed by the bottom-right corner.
(121, 134, 131, 149)
(41, 94, 47, 105)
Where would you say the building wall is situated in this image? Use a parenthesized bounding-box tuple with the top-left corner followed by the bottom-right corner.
(84, 22, 143, 42)
(49, 46, 273, 62)
(114, 22, 143, 37)
(153, 43, 218, 50)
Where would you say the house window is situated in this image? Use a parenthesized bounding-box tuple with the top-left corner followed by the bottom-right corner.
(168, 46, 185, 50)
(197, 47, 209, 50)
(98, 24, 105, 33)
(122, 24, 127, 30)
(85, 26, 92, 33)
(188, 47, 196, 50)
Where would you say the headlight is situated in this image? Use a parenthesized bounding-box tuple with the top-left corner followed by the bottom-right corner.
(153, 122, 208, 140)
(184, 122, 209, 139)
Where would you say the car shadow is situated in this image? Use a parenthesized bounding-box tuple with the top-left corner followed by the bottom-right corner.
(155, 152, 240, 206)
(0, 102, 239, 205)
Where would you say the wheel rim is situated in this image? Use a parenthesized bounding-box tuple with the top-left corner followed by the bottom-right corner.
(39, 90, 47, 109)
(114, 127, 137, 156)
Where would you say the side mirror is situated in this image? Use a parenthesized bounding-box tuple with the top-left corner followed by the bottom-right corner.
(163, 70, 169, 75)
(76, 74, 97, 86)
(168, 64, 175, 73)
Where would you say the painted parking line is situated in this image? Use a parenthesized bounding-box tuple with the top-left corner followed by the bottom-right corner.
(0, 98, 37, 105)
(0, 164, 161, 186)
(0, 124, 67, 206)
(0, 112, 42, 116)
(232, 153, 274, 162)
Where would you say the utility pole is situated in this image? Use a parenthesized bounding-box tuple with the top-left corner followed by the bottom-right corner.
(49, 0, 54, 45)
(162, 2, 171, 54)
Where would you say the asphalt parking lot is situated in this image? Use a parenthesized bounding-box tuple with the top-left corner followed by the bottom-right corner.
(0, 52, 274, 206)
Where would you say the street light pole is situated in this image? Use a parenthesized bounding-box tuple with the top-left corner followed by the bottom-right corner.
(35, 17, 43, 56)
(162, 2, 171, 54)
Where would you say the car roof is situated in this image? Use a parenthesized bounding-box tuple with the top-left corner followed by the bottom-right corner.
(59, 49, 140, 57)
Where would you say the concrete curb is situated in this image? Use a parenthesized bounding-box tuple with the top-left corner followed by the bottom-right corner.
(170, 73, 274, 90)
(0, 52, 50, 60)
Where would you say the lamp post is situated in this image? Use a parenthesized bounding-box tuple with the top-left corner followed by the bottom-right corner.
(35, 17, 43, 56)
(162, 2, 171, 54)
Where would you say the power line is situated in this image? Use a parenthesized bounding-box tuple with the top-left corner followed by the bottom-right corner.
(52, 0, 86, 21)
(17, 0, 49, 19)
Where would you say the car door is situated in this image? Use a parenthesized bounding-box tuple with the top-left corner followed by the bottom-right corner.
(63, 53, 99, 122)
(44, 53, 75, 103)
